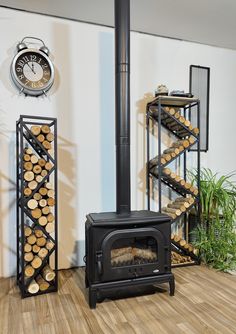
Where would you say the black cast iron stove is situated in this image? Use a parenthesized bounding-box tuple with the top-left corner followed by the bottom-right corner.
(85, 0, 175, 308)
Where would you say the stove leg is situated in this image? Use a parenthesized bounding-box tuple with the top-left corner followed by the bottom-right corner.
(89, 288, 97, 309)
(169, 276, 175, 296)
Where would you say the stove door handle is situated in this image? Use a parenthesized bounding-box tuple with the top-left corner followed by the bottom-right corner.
(98, 260, 102, 275)
(97, 253, 103, 276)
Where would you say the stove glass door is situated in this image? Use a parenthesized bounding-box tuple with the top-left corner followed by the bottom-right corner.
(100, 227, 166, 281)
(111, 236, 158, 267)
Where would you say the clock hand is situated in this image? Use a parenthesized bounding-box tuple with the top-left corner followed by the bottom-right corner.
(31, 62, 35, 73)
(26, 62, 36, 74)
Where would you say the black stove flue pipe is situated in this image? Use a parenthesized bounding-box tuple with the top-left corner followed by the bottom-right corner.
(115, 0, 131, 214)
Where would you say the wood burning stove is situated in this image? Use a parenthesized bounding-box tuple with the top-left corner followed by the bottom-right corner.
(85, 0, 175, 308)
(85, 212, 174, 308)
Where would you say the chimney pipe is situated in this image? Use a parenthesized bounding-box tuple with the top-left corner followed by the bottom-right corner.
(115, 0, 131, 214)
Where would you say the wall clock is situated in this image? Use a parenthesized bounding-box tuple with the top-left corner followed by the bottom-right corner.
(10, 37, 54, 96)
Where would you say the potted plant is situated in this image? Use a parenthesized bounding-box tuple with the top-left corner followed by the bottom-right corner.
(189, 168, 236, 272)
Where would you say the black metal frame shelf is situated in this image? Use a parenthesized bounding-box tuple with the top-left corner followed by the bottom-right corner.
(149, 172, 199, 199)
(16, 115, 58, 298)
(171, 241, 199, 262)
(146, 96, 201, 267)
(148, 105, 199, 140)
(171, 242, 200, 267)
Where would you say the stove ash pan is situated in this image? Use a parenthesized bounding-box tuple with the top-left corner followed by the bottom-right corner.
(85, 210, 175, 308)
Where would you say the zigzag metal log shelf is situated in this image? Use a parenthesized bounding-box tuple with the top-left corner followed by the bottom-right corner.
(146, 96, 201, 268)
(16, 115, 58, 298)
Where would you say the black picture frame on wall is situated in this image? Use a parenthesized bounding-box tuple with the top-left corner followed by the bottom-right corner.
(189, 65, 210, 152)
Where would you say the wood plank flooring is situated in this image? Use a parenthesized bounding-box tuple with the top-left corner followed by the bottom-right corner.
(1, 266, 236, 334)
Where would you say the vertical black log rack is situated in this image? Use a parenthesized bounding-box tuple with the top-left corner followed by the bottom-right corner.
(16, 115, 58, 298)
(146, 96, 201, 267)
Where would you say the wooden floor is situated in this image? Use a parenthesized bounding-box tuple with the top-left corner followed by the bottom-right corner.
(1, 266, 236, 334)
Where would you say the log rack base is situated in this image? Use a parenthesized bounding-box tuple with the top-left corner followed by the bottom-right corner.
(17, 281, 57, 299)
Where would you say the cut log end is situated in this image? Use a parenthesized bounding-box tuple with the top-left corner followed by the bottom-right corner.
(28, 280, 40, 294)
(42, 265, 56, 282)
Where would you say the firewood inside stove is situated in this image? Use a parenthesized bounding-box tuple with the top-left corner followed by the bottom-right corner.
(111, 246, 157, 266)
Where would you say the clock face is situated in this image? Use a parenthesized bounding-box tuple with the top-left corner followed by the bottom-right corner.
(11, 49, 54, 96)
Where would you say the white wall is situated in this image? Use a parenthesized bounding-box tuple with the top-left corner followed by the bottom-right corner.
(0, 7, 236, 277)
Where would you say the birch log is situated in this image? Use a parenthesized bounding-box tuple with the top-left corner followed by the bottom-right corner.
(24, 252, 34, 262)
(37, 134, 45, 143)
(42, 206, 50, 215)
(27, 199, 38, 210)
(24, 226, 32, 237)
(46, 133, 54, 142)
(33, 193, 42, 201)
(24, 243, 32, 253)
(41, 125, 51, 134)
(36, 237, 47, 247)
(33, 165, 42, 174)
(25, 148, 33, 155)
(30, 155, 39, 164)
(24, 171, 34, 182)
(28, 280, 39, 294)
(46, 240, 54, 251)
(162, 207, 181, 216)
(32, 244, 40, 254)
(35, 275, 50, 291)
(34, 229, 43, 238)
(45, 222, 54, 234)
(30, 126, 41, 136)
(42, 265, 56, 282)
(27, 234, 37, 245)
(38, 248, 48, 259)
(31, 256, 42, 269)
(31, 208, 42, 219)
(24, 188, 32, 197)
(24, 162, 33, 171)
(28, 180, 38, 190)
(25, 265, 35, 277)
(42, 140, 51, 150)
(38, 158, 46, 167)
(24, 154, 31, 162)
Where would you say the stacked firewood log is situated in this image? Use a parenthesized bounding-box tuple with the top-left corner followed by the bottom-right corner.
(161, 167, 198, 196)
(171, 251, 193, 265)
(171, 233, 199, 265)
(161, 197, 195, 220)
(30, 125, 54, 156)
(150, 136, 196, 168)
(25, 225, 56, 294)
(163, 107, 199, 136)
(24, 225, 55, 277)
(23, 125, 56, 294)
(171, 234, 198, 256)
(111, 246, 157, 267)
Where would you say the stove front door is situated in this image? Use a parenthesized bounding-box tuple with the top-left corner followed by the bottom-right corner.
(99, 227, 168, 282)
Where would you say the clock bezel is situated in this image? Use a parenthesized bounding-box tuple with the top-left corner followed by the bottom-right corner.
(10, 48, 54, 96)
